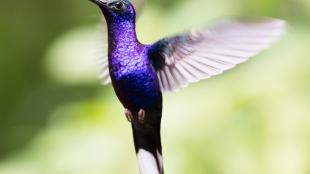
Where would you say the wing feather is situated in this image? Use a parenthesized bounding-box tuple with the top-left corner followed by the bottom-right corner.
(150, 18, 287, 92)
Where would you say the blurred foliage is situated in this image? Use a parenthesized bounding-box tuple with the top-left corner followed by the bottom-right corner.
(0, 0, 310, 174)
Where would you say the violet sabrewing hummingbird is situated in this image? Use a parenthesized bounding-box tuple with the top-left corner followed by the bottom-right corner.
(90, 0, 287, 173)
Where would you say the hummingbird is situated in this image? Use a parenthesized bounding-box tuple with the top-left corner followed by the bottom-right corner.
(90, 0, 286, 173)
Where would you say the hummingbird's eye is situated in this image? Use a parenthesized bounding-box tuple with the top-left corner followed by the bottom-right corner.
(110, 1, 126, 11)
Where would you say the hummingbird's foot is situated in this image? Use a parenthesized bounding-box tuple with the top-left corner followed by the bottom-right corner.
(124, 108, 133, 122)
(138, 109, 146, 123)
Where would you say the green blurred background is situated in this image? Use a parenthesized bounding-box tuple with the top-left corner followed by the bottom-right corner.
(0, 0, 310, 173)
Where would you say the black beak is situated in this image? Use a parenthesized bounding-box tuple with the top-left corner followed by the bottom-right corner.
(89, 0, 107, 7)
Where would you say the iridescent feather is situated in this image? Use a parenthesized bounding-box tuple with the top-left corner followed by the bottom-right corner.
(100, 18, 287, 92)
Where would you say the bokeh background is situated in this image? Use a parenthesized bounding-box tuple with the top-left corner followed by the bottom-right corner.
(0, 0, 310, 173)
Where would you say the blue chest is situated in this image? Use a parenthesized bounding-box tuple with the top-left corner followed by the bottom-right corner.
(109, 46, 161, 110)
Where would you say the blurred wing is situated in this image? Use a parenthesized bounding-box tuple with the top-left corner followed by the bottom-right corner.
(96, 22, 111, 85)
(149, 18, 287, 92)
(97, 49, 111, 85)
(97, 0, 145, 85)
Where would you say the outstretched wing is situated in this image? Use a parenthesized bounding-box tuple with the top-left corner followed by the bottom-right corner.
(148, 18, 287, 92)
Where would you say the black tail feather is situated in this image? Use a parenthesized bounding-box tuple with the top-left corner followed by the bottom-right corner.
(132, 125, 164, 174)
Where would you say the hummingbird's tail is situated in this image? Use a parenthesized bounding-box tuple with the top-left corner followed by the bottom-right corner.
(132, 120, 163, 174)
(132, 126, 163, 174)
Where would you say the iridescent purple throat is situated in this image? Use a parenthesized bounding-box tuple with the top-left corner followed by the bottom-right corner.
(107, 15, 161, 111)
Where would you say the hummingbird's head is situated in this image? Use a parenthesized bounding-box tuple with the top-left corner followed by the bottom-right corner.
(90, 0, 135, 23)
